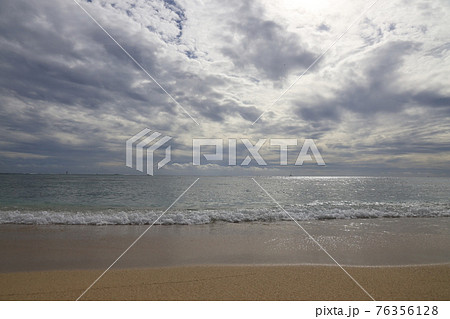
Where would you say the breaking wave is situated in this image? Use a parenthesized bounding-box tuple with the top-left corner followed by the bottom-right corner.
(1, 202, 449, 225)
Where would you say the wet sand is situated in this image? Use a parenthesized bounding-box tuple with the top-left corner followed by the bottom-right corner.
(1, 218, 449, 272)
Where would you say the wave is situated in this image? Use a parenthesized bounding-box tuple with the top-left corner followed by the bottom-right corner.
(1, 202, 449, 225)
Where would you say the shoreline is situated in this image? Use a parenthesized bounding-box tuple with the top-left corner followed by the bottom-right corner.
(2, 261, 450, 274)
(1, 264, 449, 300)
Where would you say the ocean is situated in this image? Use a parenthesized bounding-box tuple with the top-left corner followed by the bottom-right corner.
(0, 175, 449, 225)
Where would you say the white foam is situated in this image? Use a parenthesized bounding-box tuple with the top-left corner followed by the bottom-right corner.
(0, 203, 449, 225)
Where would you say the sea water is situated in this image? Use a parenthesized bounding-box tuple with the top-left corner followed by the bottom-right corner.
(0, 175, 449, 225)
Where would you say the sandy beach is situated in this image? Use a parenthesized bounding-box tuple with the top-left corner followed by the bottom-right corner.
(1, 265, 449, 300)
(0, 219, 449, 300)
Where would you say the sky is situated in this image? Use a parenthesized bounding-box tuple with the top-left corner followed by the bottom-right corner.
(0, 0, 449, 176)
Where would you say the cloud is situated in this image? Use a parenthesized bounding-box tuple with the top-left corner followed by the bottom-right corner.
(294, 40, 450, 120)
(220, 0, 316, 82)
(317, 23, 330, 32)
(0, 0, 449, 175)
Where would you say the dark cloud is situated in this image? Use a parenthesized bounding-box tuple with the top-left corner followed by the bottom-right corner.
(426, 42, 450, 58)
(344, 41, 448, 114)
(295, 41, 423, 119)
(413, 91, 450, 109)
(0, 0, 173, 113)
(162, 0, 186, 40)
(317, 23, 331, 32)
(297, 105, 341, 122)
(221, 0, 316, 82)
